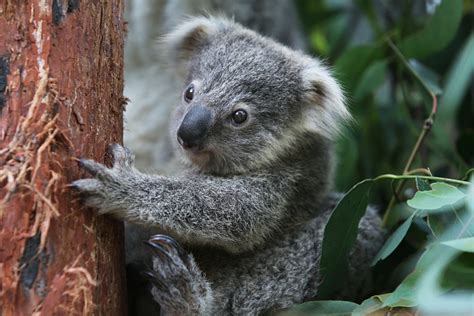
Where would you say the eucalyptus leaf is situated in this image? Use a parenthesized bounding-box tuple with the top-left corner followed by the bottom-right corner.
(353, 59, 387, 101)
(335, 129, 359, 191)
(372, 293, 415, 308)
(334, 44, 384, 93)
(274, 300, 358, 316)
(416, 177, 431, 191)
(381, 246, 442, 307)
(428, 208, 474, 241)
(415, 245, 474, 315)
(462, 169, 474, 182)
(439, 35, 474, 124)
(442, 237, 474, 253)
(442, 252, 474, 289)
(399, 0, 463, 58)
(407, 182, 466, 211)
(427, 214, 446, 239)
(371, 212, 417, 266)
(408, 60, 442, 95)
(468, 180, 474, 214)
(318, 179, 374, 298)
(351, 296, 383, 316)
(432, 35, 474, 154)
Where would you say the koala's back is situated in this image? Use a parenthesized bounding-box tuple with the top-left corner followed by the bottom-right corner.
(190, 194, 383, 315)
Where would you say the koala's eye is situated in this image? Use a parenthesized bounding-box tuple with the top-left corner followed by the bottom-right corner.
(231, 109, 248, 125)
(184, 84, 194, 103)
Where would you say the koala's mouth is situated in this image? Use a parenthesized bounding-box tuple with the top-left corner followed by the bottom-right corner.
(183, 148, 212, 167)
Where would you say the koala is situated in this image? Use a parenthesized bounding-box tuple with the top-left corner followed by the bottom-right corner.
(73, 17, 384, 315)
(124, 0, 306, 173)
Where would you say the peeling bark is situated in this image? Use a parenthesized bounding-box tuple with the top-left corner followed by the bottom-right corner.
(0, 1, 126, 315)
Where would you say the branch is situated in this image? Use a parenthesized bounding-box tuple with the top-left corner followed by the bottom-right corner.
(382, 37, 439, 227)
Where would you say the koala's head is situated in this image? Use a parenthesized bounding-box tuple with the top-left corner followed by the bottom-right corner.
(163, 17, 349, 176)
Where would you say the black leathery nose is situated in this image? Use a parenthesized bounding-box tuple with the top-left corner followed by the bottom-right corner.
(177, 106, 212, 148)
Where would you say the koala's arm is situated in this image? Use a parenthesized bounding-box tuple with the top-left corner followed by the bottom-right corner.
(73, 145, 292, 250)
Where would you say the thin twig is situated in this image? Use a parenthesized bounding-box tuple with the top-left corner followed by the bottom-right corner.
(406, 168, 433, 176)
(382, 37, 439, 227)
(374, 174, 469, 186)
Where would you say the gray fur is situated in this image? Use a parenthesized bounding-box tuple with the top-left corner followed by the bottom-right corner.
(124, 0, 306, 173)
(74, 17, 384, 315)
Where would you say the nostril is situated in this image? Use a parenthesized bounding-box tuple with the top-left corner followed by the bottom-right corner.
(177, 134, 197, 149)
(177, 134, 184, 146)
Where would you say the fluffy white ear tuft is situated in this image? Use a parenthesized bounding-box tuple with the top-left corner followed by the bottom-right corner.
(160, 17, 226, 72)
(300, 59, 351, 139)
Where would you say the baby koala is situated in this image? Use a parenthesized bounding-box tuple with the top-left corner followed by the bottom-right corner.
(73, 17, 384, 315)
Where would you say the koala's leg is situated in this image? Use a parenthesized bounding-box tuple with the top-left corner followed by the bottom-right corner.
(144, 234, 214, 315)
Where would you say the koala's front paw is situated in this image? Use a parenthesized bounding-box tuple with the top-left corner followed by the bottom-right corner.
(71, 144, 136, 215)
(144, 235, 212, 315)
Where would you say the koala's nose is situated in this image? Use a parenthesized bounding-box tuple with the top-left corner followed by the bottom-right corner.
(177, 106, 212, 149)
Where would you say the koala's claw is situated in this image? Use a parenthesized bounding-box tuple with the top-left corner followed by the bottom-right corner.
(149, 234, 186, 258)
(71, 144, 137, 215)
(70, 178, 103, 192)
(144, 240, 174, 261)
(141, 270, 169, 290)
(146, 234, 207, 314)
(145, 234, 187, 261)
(79, 159, 109, 177)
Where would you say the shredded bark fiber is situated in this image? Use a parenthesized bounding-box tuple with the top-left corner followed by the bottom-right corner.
(0, 1, 127, 315)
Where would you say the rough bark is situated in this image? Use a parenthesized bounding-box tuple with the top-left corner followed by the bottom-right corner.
(0, 1, 126, 315)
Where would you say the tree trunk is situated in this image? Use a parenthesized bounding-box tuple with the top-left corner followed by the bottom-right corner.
(0, 1, 126, 315)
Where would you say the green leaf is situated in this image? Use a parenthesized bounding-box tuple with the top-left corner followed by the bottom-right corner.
(353, 293, 416, 315)
(373, 293, 415, 308)
(335, 129, 359, 191)
(415, 245, 474, 315)
(399, 0, 463, 58)
(351, 297, 383, 316)
(318, 179, 374, 298)
(427, 214, 446, 238)
(334, 44, 384, 93)
(428, 208, 474, 241)
(408, 60, 442, 96)
(462, 169, 474, 182)
(353, 59, 388, 101)
(416, 177, 432, 191)
(386, 242, 474, 310)
(442, 237, 474, 253)
(407, 182, 466, 211)
(275, 300, 358, 316)
(371, 212, 417, 266)
(382, 245, 444, 307)
(468, 180, 474, 214)
(442, 252, 474, 289)
(439, 35, 474, 122)
(431, 35, 474, 155)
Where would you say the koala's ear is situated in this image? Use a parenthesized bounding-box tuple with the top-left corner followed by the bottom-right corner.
(300, 60, 351, 139)
(161, 17, 223, 71)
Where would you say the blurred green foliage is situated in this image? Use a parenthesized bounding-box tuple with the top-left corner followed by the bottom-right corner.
(297, 0, 473, 202)
(280, 0, 474, 314)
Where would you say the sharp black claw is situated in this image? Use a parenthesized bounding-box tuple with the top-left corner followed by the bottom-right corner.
(141, 270, 156, 281)
(78, 158, 87, 168)
(144, 240, 174, 261)
(68, 182, 79, 189)
(140, 270, 168, 290)
(79, 159, 99, 175)
(148, 234, 186, 259)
